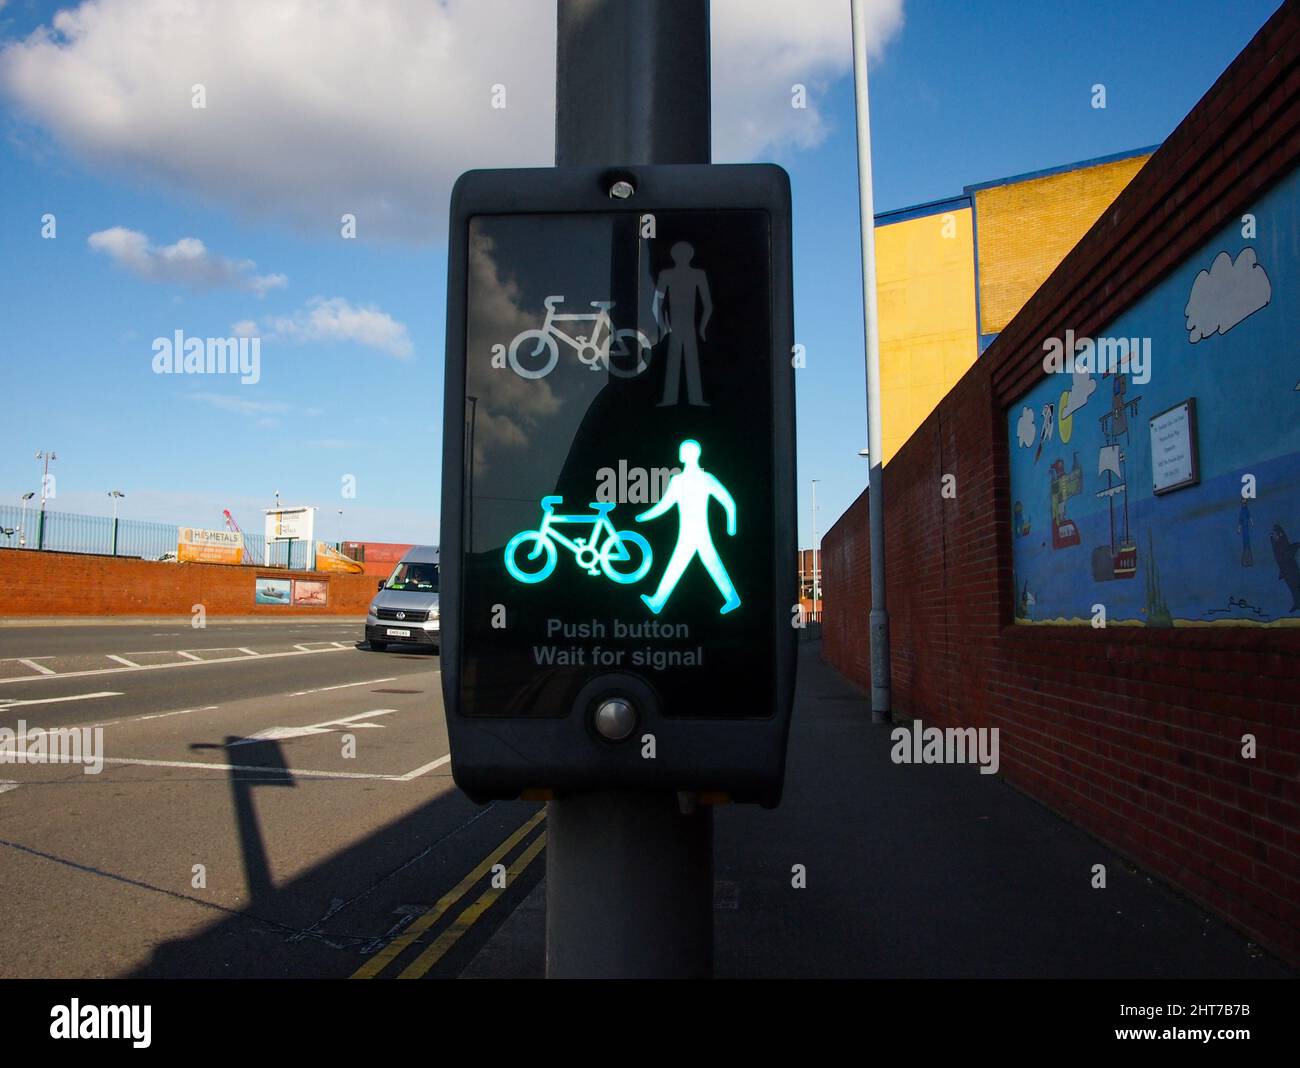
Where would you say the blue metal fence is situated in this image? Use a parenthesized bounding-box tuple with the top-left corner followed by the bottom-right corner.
(0, 504, 320, 569)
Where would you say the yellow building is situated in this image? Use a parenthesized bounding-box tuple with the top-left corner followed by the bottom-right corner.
(875, 147, 1154, 463)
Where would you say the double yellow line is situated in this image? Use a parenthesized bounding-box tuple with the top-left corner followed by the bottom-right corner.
(351, 809, 547, 980)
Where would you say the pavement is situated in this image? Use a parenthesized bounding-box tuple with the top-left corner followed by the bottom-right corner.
(462, 642, 1295, 979)
(0, 622, 1290, 978)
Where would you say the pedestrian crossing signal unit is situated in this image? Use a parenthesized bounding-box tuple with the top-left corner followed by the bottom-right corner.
(440, 164, 797, 806)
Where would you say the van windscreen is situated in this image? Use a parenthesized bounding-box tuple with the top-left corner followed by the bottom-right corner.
(385, 562, 439, 591)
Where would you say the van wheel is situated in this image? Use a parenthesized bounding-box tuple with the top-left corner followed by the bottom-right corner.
(369, 640, 388, 651)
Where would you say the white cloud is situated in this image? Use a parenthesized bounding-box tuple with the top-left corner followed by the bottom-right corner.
(465, 229, 561, 471)
(88, 227, 287, 295)
(188, 392, 290, 418)
(1016, 405, 1035, 448)
(1060, 368, 1095, 420)
(263, 296, 413, 358)
(1, 0, 904, 239)
(711, 0, 903, 160)
(2, 0, 557, 240)
(231, 319, 258, 338)
(1185, 248, 1272, 343)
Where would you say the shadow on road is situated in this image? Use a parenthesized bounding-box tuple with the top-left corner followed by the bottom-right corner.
(190, 737, 295, 909)
(127, 759, 541, 978)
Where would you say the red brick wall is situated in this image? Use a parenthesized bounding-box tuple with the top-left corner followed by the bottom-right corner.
(0, 549, 375, 616)
(823, 3, 1300, 964)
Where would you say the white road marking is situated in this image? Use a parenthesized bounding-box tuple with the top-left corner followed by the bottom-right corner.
(0, 644, 351, 686)
(331, 641, 354, 649)
(17, 659, 56, 676)
(0, 691, 122, 709)
(176, 651, 202, 661)
(288, 677, 396, 697)
(238, 647, 259, 656)
(136, 704, 219, 722)
(106, 655, 140, 668)
(230, 708, 396, 745)
(393, 754, 452, 780)
(81, 755, 444, 781)
(0, 781, 17, 796)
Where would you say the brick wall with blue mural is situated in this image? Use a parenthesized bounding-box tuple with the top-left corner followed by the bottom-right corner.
(1008, 166, 1300, 628)
(826, 2, 1300, 964)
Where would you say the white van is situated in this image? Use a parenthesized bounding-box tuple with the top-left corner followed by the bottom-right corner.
(365, 544, 440, 652)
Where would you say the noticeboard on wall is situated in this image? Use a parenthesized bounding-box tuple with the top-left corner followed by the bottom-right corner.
(1150, 398, 1200, 495)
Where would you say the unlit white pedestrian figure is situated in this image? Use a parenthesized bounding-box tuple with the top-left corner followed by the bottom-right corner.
(653, 241, 713, 407)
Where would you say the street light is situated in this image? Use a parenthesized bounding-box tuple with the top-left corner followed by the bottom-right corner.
(19, 492, 34, 547)
(35, 450, 56, 510)
(34, 452, 56, 550)
(108, 490, 125, 555)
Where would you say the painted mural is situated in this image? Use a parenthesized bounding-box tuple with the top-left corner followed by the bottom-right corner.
(1008, 164, 1300, 627)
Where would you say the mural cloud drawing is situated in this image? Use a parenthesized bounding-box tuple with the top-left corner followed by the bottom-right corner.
(1185, 248, 1271, 343)
(1016, 405, 1036, 448)
(1060, 368, 1096, 420)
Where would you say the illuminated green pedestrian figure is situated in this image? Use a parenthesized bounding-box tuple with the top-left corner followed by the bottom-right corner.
(636, 439, 740, 615)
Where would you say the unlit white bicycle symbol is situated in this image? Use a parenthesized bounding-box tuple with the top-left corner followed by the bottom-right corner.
(508, 295, 653, 380)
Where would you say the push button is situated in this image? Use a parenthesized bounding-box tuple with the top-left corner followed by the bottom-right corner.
(593, 697, 636, 741)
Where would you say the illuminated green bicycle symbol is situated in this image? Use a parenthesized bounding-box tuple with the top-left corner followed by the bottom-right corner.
(505, 496, 653, 585)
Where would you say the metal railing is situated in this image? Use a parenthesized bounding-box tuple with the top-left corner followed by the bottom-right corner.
(0, 504, 319, 570)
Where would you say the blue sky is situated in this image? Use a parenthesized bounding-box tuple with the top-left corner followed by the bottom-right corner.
(0, 0, 1282, 546)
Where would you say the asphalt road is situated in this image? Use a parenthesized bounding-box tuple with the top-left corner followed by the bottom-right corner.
(0, 620, 544, 978)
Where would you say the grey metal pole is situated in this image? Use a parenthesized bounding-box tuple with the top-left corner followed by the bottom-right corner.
(546, 0, 714, 979)
(811, 479, 820, 621)
(851, 0, 891, 724)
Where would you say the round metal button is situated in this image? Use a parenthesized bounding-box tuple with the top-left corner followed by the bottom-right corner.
(593, 697, 636, 741)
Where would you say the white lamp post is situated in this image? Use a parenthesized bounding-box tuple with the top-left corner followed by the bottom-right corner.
(108, 490, 125, 555)
(19, 491, 34, 547)
(811, 479, 821, 622)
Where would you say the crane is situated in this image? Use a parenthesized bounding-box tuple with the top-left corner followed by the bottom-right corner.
(221, 509, 255, 565)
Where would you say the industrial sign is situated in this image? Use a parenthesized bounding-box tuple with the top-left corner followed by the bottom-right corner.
(264, 506, 316, 543)
(441, 164, 797, 805)
(177, 526, 244, 566)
